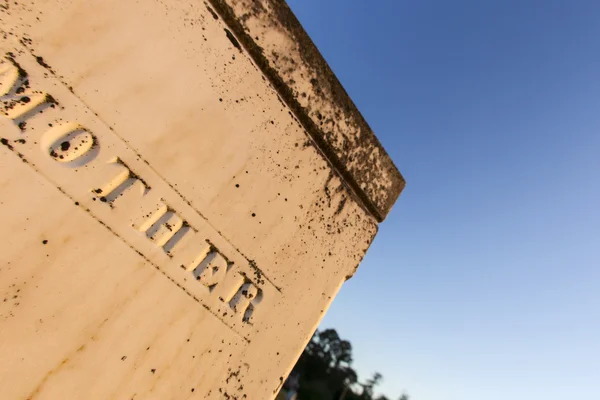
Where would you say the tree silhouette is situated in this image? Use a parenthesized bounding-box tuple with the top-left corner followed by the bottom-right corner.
(360, 372, 383, 399)
(285, 328, 408, 400)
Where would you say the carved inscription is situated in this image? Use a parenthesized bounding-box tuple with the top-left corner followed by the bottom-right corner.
(0, 54, 263, 325)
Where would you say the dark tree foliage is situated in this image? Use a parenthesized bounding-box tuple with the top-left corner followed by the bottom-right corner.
(288, 329, 409, 400)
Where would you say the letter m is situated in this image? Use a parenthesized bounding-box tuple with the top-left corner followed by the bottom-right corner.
(1, 55, 52, 122)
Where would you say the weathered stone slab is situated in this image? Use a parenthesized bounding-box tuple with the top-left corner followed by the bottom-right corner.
(208, 0, 405, 221)
(0, 1, 403, 399)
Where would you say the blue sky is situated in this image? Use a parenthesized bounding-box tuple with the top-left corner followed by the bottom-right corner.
(286, 1, 600, 399)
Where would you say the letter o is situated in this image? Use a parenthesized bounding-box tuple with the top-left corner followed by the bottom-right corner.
(41, 122, 97, 166)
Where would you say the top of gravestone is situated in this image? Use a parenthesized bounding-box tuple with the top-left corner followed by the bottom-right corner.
(208, 0, 405, 222)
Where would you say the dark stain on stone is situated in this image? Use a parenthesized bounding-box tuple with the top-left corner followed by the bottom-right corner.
(224, 28, 242, 51)
(5, 53, 27, 79)
(35, 56, 51, 69)
(273, 376, 285, 394)
(335, 197, 347, 215)
(1, 138, 14, 150)
(45, 94, 58, 105)
(205, 4, 219, 19)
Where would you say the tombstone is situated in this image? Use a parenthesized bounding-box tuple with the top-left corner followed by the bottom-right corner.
(0, 1, 405, 399)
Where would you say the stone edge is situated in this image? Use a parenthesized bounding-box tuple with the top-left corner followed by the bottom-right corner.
(207, 0, 405, 222)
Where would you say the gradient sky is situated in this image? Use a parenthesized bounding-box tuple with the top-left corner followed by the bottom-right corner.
(286, 1, 600, 399)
